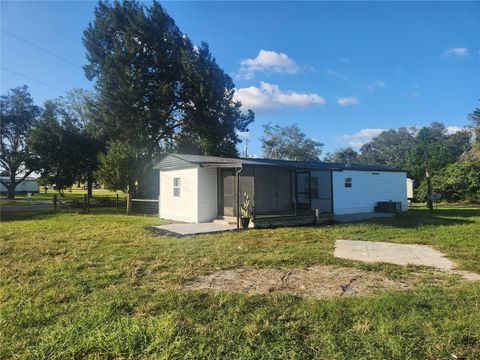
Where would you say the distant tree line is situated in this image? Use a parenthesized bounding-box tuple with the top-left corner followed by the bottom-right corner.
(0, 1, 253, 199)
(258, 117, 479, 206)
(324, 118, 480, 205)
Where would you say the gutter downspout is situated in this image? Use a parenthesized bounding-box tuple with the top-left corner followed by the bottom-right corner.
(235, 164, 243, 229)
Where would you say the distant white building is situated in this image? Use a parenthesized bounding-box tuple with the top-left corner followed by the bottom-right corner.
(406, 178, 414, 200)
(0, 176, 39, 194)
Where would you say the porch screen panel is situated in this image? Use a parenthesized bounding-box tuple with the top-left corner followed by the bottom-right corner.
(311, 170, 333, 213)
(296, 171, 311, 212)
(255, 168, 293, 214)
(255, 168, 278, 213)
(239, 167, 254, 210)
(222, 170, 235, 216)
(276, 169, 292, 211)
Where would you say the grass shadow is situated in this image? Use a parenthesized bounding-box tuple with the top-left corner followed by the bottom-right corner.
(356, 209, 477, 229)
(0, 207, 130, 222)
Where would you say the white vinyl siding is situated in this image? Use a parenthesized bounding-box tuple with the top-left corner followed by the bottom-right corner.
(159, 166, 218, 223)
(332, 170, 407, 215)
(197, 167, 218, 222)
(159, 166, 198, 222)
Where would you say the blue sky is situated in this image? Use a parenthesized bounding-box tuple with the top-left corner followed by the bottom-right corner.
(2, 1, 479, 157)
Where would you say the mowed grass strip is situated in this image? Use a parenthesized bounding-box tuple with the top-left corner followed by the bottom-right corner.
(1, 208, 479, 359)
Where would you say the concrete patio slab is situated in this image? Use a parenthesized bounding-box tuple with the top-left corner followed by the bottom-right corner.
(334, 240, 454, 270)
(153, 222, 237, 236)
(334, 240, 480, 281)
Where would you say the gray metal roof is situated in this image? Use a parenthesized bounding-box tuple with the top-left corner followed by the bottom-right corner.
(155, 153, 405, 172)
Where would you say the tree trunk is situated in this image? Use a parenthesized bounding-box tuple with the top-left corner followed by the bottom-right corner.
(7, 172, 16, 200)
(426, 168, 433, 211)
(423, 148, 433, 211)
(87, 171, 93, 198)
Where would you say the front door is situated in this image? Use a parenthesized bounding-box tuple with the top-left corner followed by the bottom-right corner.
(222, 169, 235, 216)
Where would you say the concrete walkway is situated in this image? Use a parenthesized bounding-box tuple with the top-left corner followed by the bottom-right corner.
(334, 240, 453, 270)
(334, 239, 480, 281)
(153, 222, 237, 236)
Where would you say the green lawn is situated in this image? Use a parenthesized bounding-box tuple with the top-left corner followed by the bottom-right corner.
(1, 208, 479, 359)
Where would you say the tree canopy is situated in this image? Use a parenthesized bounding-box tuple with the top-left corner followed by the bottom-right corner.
(261, 123, 323, 161)
(465, 105, 480, 161)
(359, 127, 417, 168)
(324, 147, 359, 163)
(28, 90, 103, 195)
(0, 86, 41, 199)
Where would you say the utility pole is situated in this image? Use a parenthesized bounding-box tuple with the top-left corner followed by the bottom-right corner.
(243, 138, 248, 158)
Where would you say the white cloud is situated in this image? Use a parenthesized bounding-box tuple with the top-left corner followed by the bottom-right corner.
(368, 80, 385, 91)
(341, 128, 386, 148)
(444, 47, 468, 57)
(326, 68, 347, 80)
(234, 82, 326, 112)
(339, 57, 352, 64)
(337, 96, 360, 106)
(237, 50, 299, 79)
(446, 126, 464, 135)
(237, 131, 250, 139)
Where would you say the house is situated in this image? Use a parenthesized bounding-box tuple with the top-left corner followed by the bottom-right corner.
(0, 176, 39, 194)
(155, 154, 408, 227)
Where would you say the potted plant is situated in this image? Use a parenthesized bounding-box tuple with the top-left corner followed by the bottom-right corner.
(240, 192, 252, 229)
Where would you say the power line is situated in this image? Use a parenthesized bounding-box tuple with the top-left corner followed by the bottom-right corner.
(1, 66, 66, 93)
(1, 28, 82, 69)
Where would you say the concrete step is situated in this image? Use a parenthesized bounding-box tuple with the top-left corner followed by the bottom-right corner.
(213, 217, 237, 225)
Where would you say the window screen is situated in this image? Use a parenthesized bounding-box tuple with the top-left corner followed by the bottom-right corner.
(344, 177, 352, 188)
(173, 177, 181, 196)
(310, 177, 319, 199)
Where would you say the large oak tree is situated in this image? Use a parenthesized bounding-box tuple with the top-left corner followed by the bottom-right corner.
(83, 1, 253, 194)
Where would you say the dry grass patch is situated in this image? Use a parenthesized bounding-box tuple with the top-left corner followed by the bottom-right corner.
(183, 265, 452, 299)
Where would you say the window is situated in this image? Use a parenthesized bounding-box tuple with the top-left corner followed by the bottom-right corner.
(344, 177, 352, 188)
(310, 176, 319, 199)
(173, 177, 181, 196)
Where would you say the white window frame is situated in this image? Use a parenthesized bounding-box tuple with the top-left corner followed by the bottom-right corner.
(344, 177, 352, 188)
(173, 177, 181, 197)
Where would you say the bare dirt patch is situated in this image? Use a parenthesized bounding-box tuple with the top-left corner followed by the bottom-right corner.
(183, 265, 416, 299)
